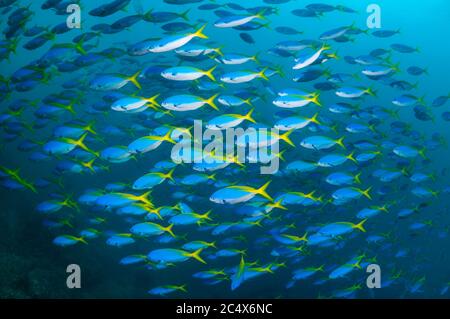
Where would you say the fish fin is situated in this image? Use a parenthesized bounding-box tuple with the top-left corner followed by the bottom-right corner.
(178, 284, 188, 292)
(347, 151, 357, 163)
(354, 172, 362, 184)
(243, 108, 256, 123)
(164, 168, 176, 181)
(258, 67, 269, 81)
(321, 43, 332, 51)
(137, 191, 152, 206)
(128, 70, 142, 90)
(365, 87, 377, 97)
(165, 224, 175, 237)
(146, 93, 160, 107)
(243, 97, 253, 106)
(204, 93, 219, 110)
(255, 9, 267, 20)
(188, 248, 206, 264)
(309, 92, 322, 106)
(203, 65, 217, 81)
(360, 187, 372, 200)
(279, 130, 295, 147)
(193, 24, 208, 39)
(353, 219, 367, 233)
(309, 113, 321, 125)
(179, 9, 190, 21)
(77, 237, 88, 245)
(256, 181, 273, 201)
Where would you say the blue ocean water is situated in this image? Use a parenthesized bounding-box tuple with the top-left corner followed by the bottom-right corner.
(0, 0, 449, 298)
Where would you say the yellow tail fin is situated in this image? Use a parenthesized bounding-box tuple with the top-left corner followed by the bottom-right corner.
(353, 219, 367, 233)
(279, 130, 295, 147)
(164, 224, 175, 237)
(137, 191, 152, 206)
(193, 24, 208, 39)
(335, 137, 345, 149)
(309, 92, 322, 106)
(309, 113, 321, 125)
(360, 187, 372, 200)
(354, 172, 362, 184)
(256, 181, 273, 201)
(243, 108, 256, 123)
(204, 93, 219, 110)
(164, 168, 175, 181)
(146, 93, 160, 107)
(347, 151, 357, 163)
(128, 71, 141, 90)
(188, 248, 206, 264)
(258, 67, 269, 81)
(203, 65, 217, 81)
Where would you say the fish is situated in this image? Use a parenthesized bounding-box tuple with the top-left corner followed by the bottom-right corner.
(0, 0, 447, 300)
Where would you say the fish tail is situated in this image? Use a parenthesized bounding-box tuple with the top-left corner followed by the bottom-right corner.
(380, 205, 389, 213)
(316, 264, 325, 272)
(203, 65, 217, 81)
(74, 36, 87, 55)
(354, 172, 362, 184)
(243, 97, 253, 106)
(208, 173, 217, 181)
(164, 168, 176, 181)
(146, 93, 160, 107)
(309, 113, 321, 125)
(200, 210, 212, 221)
(179, 9, 190, 21)
(252, 52, 260, 64)
(256, 181, 273, 201)
(77, 237, 88, 245)
(83, 158, 96, 172)
(418, 147, 427, 159)
(269, 198, 287, 211)
(347, 151, 357, 163)
(309, 92, 321, 106)
(75, 132, 88, 147)
(275, 149, 286, 162)
(177, 284, 188, 292)
(327, 51, 340, 60)
(213, 46, 223, 56)
(22, 180, 38, 194)
(188, 248, 206, 264)
(138, 191, 153, 206)
(165, 224, 176, 238)
(352, 259, 363, 269)
(85, 121, 97, 135)
(255, 9, 267, 20)
(279, 130, 295, 147)
(321, 43, 331, 51)
(418, 95, 427, 105)
(204, 93, 219, 110)
(128, 70, 142, 90)
(299, 232, 308, 242)
(353, 219, 367, 233)
(258, 67, 269, 81)
(162, 130, 175, 144)
(335, 137, 346, 149)
(243, 108, 256, 123)
(193, 24, 208, 39)
(360, 187, 372, 200)
(365, 87, 377, 97)
(274, 65, 285, 78)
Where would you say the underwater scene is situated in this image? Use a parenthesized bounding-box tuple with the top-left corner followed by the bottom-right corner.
(0, 0, 449, 299)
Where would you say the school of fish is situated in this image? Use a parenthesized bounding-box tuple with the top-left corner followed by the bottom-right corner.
(1, 0, 450, 298)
